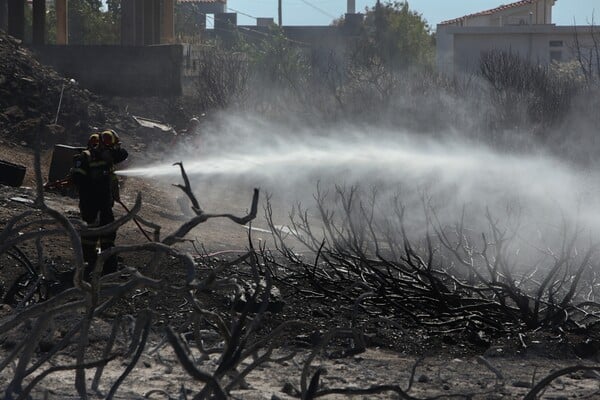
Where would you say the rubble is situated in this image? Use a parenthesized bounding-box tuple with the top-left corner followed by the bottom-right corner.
(0, 30, 137, 148)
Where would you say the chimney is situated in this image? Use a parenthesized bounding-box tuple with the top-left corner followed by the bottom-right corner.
(347, 0, 355, 14)
(257, 17, 275, 27)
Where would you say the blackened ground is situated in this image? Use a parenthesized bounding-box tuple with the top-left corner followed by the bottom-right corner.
(2, 181, 599, 363)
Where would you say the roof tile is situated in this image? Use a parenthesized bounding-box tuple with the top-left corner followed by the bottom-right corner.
(439, 0, 535, 26)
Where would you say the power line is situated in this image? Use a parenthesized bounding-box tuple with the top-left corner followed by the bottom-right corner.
(227, 7, 258, 20)
(238, 25, 310, 46)
(298, 0, 337, 19)
(206, 14, 310, 47)
(229, 1, 337, 23)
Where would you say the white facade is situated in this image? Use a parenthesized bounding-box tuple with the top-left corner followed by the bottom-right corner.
(436, 0, 599, 76)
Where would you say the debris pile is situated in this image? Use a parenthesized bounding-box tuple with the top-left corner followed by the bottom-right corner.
(0, 30, 135, 147)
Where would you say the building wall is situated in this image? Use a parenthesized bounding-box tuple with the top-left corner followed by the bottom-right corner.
(0, 0, 7, 32)
(437, 25, 600, 76)
(444, 0, 555, 28)
(32, 44, 183, 96)
(197, 2, 226, 14)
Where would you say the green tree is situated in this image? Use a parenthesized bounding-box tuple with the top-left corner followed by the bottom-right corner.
(106, 0, 121, 15)
(355, 1, 434, 69)
(245, 27, 310, 87)
(68, 0, 119, 44)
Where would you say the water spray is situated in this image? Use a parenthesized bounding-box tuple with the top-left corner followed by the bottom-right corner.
(116, 116, 600, 247)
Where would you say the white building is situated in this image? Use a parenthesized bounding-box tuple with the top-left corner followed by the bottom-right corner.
(436, 0, 600, 76)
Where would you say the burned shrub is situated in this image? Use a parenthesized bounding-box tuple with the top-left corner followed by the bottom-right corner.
(193, 48, 249, 112)
(479, 50, 580, 134)
(266, 184, 600, 339)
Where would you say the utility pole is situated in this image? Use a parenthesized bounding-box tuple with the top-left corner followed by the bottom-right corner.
(278, 0, 282, 26)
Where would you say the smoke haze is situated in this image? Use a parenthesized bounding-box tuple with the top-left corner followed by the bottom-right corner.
(119, 114, 600, 252)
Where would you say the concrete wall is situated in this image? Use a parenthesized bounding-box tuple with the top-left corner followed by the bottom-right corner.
(197, 2, 226, 14)
(207, 12, 363, 49)
(0, 0, 7, 32)
(31, 44, 183, 96)
(437, 25, 600, 76)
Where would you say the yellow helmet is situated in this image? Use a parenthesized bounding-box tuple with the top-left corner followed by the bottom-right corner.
(87, 133, 101, 149)
(100, 130, 120, 147)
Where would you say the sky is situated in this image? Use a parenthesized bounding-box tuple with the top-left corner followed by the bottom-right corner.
(225, 0, 598, 29)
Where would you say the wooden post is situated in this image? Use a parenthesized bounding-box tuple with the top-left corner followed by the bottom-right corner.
(143, 0, 153, 45)
(32, 0, 45, 45)
(161, 0, 174, 43)
(0, 0, 8, 32)
(134, 0, 144, 45)
(121, 0, 135, 45)
(56, 0, 68, 45)
(152, 0, 160, 44)
(7, 0, 25, 40)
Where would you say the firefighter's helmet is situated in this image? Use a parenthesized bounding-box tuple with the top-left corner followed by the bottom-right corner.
(100, 130, 120, 147)
(87, 133, 101, 149)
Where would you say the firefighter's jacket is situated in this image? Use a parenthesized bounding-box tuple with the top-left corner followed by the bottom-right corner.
(71, 146, 128, 201)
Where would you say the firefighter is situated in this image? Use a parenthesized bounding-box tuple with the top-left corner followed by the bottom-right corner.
(71, 130, 128, 277)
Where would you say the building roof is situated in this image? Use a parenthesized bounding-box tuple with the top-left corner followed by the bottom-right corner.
(439, 0, 537, 26)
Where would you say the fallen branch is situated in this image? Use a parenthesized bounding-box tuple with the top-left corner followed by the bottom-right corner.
(524, 365, 600, 400)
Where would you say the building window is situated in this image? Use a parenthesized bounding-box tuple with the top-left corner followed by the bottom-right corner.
(549, 40, 563, 47)
(550, 51, 562, 62)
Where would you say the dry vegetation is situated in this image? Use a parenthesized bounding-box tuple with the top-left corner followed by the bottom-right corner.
(2, 127, 600, 399)
(2, 20, 600, 400)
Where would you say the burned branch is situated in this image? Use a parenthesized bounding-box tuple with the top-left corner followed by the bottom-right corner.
(0, 151, 274, 398)
(265, 184, 600, 342)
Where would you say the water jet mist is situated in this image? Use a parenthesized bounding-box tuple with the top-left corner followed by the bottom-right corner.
(118, 116, 600, 251)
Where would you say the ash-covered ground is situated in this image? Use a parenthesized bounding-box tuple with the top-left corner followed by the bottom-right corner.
(2, 29, 600, 399)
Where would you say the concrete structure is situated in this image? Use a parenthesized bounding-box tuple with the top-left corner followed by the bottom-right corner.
(0, 0, 8, 33)
(33, 44, 183, 96)
(214, 12, 236, 45)
(0, 1, 182, 97)
(347, 0, 355, 14)
(121, 0, 176, 45)
(176, 0, 227, 38)
(0, 0, 178, 46)
(440, 0, 555, 28)
(1, 0, 47, 43)
(437, 0, 600, 76)
(213, 12, 364, 47)
(32, 0, 45, 45)
(178, 0, 225, 14)
(7, 0, 25, 40)
(5, 0, 365, 98)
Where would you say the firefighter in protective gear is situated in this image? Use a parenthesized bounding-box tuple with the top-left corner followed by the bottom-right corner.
(71, 130, 128, 276)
